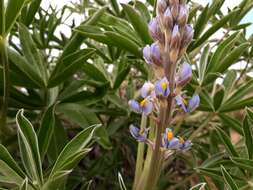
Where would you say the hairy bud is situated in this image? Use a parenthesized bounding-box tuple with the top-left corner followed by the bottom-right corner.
(179, 25, 193, 56)
(143, 43, 162, 66)
(148, 17, 164, 43)
(158, 0, 168, 15)
(178, 4, 188, 27)
(163, 7, 173, 29)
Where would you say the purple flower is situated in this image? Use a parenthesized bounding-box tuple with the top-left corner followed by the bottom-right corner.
(129, 125, 148, 142)
(154, 77, 170, 97)
(176, 63, 192, 87)
(140, 82, 155, 98)
(143, 43, 162, 66)
(162, 128, 180, 149)
(170, 25, 180, 49)
(128, 99, 153, 115)
(175, 94, 200, 113)
(179, 137, 192, 150)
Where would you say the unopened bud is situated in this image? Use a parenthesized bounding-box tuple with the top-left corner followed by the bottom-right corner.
(143, 43, 162, 66)
(179, 25, 193, 55)
(158, 0, 168, 15)
(176, 63, 192, 87)
(148, 17, 164, 43)
(163, 7, 173, 29)
(169, 25, 180, 62)
(177, 4, 188, 27)
(169, 0, 179, 6)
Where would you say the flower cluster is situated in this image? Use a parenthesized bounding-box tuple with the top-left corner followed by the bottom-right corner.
(128, 0, 198, 154)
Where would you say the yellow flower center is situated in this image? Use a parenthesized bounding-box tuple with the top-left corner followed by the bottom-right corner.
(161, 82, 167, 91)
(167, 131, 174, 141)
(140, 99, 146, 107)
(183, 99, 188, 105)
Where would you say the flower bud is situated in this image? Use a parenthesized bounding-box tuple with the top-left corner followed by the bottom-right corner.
(170, 0, 179, 20)
(181, 24, 194, 49)
(129, 125, 148, 142)
(148, 17, 164, 43)
(158, 0, 168, 15)
(169, 25, 180, 62)
(179, 25, 193, 56)
(143, 43, 162, 66)
(187, 94, 200, 112)
(163, 7, 173, 29)
(176, 63, 192, 87)
(141, 82, 155, 98)
(177, 4, 188, 27)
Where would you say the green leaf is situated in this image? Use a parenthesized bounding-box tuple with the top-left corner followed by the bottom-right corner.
(223, 79, 253, 106)
(104, 31, 141, 57)
(216, 42, 249, 73)
(0, 160, 24, 186)
(198, 45, 210, 84)
(243, 109, 253, 159)
(21, 0, 42, 26)
(16, 109, 43, 186)
(221, 165, 239, 190)
(113, 61, 130, 89)
(8, 49, 45, 88)
(18, 23, 47, 85)
(49, 124, 101, 178)
(231, 157, 253, 171)
(189, 183, 206, 190)
(219, 114, 243, 135)
(0, 0, 4, 35)
(19, 177, 28, 190)
(121, 4, 152, 44)
(48, 49, 95, 87)
(223, 70, 237, 101)
(213, 88, 224, 111)
(96, 126, 112, 150)
(215, 127, 239, 157)
(5, 0, 26, 34)
(191, 10, 238, 51)
(118, 172, 127, 190)
(38, 104, 56, 162)
(207, 32, 239, 74)
(82, 63, 109, 83)
(193, 4, 209, 39)
(135, 1, 151, 22)
(220, 97, 253, 112)
(0, 144, 25, 179)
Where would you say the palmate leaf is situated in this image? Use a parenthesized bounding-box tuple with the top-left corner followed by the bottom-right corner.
(121, 4, 152, 44)
(16, 109, 43, 186)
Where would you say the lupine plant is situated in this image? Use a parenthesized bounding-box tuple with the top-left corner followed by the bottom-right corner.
(128, 0, 200, 189)
(1, 0, 253, 189)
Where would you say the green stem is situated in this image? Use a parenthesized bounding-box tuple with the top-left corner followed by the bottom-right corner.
(142, 103, 167, 190)
(0, 37, 12, 137)
(133, 114, 147, 190)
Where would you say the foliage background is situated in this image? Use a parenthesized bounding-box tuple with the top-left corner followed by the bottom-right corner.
(0, 0, 253, 189)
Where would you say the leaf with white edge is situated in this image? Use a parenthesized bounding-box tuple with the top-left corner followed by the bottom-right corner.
(16, 109, 43, 186)
(118, 172, 127, 190)
(243, 109, 253, 159)
(38, 104, 56, 162)
(189, 183, 206, 190)
(19, 177, 28, 190)
(221, 165, 239, 190)
(49, 124, 101, 178)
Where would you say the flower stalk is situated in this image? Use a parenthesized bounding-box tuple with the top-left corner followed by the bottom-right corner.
(128, 0, 199, 189)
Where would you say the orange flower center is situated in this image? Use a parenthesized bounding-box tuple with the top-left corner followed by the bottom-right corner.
(167, 131, 174, 141)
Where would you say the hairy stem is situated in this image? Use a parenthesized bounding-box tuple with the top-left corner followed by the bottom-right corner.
(133, 114, 147, 189)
